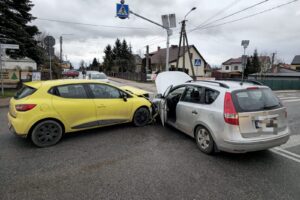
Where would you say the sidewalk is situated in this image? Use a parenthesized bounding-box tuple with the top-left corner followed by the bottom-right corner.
(109, 77, 156, 93)
(0, 98, 10, 108)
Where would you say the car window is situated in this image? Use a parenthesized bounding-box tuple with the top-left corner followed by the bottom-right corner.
(232, 88, 282, 112)
(91, 73, 107, 79)
(14, 85, 37, 100)
(181, 86, 204, 104)
(167, 86, 186, 100)
(56, 84, 88, 99)
(205, 88, 219, 104)
(89, 84, 121, 98)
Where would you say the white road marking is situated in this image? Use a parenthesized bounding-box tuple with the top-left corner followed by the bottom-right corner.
(280, 134, 300, 149)
(274, 147, 300, 159)
(282, 99, 300, 103)
(270, 148, 300, 163)
(279, 97, 299, 100)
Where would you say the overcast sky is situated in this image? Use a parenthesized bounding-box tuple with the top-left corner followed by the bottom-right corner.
(30, 0, 300, 68)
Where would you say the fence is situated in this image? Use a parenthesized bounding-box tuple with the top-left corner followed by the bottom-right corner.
(258, 79, 300, 90)
(107, 72, 147, 82)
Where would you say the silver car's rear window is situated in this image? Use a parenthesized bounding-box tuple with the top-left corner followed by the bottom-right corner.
(232, 88, 282, 112)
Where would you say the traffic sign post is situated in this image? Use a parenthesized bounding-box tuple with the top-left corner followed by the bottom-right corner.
(44, 36, 55, 80)
(0, 43, 19, 96)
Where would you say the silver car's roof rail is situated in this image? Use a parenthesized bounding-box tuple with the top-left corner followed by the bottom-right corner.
(187, 80, 230, 89)
(216, 79, 263, 86)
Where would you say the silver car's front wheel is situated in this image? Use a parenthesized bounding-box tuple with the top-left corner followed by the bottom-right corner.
(195, 126, 214, 154)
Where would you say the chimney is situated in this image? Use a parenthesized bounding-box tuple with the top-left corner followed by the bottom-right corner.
(157, 46, 161, 51)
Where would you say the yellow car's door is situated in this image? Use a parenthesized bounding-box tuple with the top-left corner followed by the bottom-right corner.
(87, 83, 133, 126)
(51, 84, 97, 130)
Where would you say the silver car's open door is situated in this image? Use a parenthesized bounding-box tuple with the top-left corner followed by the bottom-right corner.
(159, 99, 167, 126)
(159, 85, 173, 126)
(155, 71, 192, 126)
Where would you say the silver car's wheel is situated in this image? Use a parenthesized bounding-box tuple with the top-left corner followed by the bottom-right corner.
(31, 120, 63, 147)
(195, 126, 214, 154)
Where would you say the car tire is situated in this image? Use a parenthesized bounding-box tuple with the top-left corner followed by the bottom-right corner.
(133, 107, 150, 127)
(31, 120, 63, 147)
(195, 126, 215, 154)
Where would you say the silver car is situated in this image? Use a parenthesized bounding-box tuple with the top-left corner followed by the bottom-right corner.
(154, 72, 290, 154)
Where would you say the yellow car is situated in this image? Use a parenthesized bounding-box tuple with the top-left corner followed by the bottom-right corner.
(7, 79, 152, 147)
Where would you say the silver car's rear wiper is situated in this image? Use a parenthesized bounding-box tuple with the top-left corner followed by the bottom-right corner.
(263, 105, 279, 110)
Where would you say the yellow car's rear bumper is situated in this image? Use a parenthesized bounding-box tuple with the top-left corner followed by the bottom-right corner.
(7, 113, 28, 137)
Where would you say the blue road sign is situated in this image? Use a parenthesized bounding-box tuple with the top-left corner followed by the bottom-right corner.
(194, 59, 201, 66)
(116, 3, 129, 19)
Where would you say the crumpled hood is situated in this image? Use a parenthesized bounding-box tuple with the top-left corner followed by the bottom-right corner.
(155, 71, 192, 94)
(120, 86, 150, 97)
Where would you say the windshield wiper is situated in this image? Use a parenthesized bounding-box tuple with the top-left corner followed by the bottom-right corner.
(263, 105, 279, 110)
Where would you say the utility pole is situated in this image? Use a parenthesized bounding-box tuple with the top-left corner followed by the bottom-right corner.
(175, 7, 196, 80)
(175, 20, 196, 80)
(146, 45, 149, 71)
(49, 43, 52, 80)
(271, 52, 276, 66)
(60, 36, 63, 63)
(0, 45, 3, 96)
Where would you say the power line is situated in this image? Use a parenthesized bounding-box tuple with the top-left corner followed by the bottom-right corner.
(196, 0, 243, 28)
(36, 17, 156, 30)
(190, 0, 270, 33)
(140, 0, 297, 49)
(192, 0, 298, 32)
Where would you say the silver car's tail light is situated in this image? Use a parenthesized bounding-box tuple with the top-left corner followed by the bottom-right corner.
(224, 92, 239, 125)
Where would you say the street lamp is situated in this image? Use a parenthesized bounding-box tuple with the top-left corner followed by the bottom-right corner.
(184, 7, 197, 20)
(241, 40, 250, 84)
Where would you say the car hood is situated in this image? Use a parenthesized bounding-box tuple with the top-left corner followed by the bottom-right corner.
(120, 86, 151, 97)
(155, 71, 192, 94)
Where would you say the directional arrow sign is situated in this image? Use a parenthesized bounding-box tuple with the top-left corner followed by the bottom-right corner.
(0, 44, 19, 49)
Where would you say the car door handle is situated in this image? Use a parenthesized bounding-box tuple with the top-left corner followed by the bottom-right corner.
(97, 105, 106, 108)
(192, 110, 198, 115)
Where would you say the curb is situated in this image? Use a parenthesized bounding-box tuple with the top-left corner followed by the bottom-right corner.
(0, 98, 11, 108)
(0, 105, 9, 108)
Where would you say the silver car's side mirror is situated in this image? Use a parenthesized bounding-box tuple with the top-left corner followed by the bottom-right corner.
(155, 93, 163, 99)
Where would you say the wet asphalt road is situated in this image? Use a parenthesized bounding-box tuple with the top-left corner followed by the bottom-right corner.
(0, 93, 300, 200)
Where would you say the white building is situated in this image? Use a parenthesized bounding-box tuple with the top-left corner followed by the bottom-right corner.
(149, 45, 211, 77)
(221, 57, 243, 72)
(221, 56, 271, 73)
(0, 52, 37, 86)
(2, 56, 37, 71)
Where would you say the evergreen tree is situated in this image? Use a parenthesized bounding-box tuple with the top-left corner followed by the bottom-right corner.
(112, 38, 122, 60)
(103, 45, 114, 72)
(0, 0, 44, 64)
(90, 58, 101, 71)
(244, 57, 252, 77)
(244, 50, 261, 76)
(252, 49, 261, 73)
